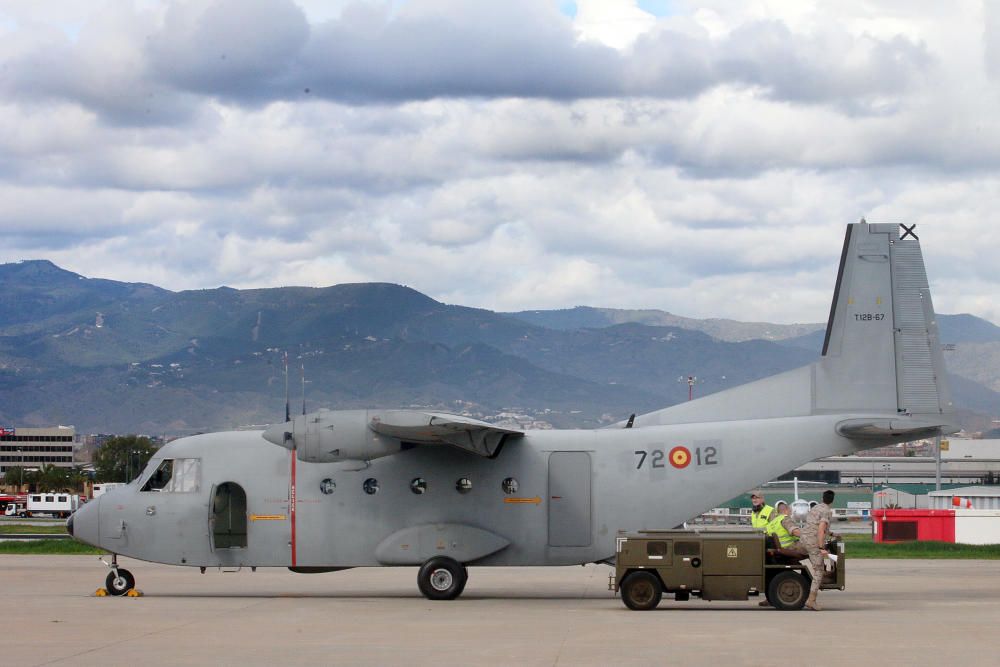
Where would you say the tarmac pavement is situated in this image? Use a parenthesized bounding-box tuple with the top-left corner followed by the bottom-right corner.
(1, 556, 998, 666)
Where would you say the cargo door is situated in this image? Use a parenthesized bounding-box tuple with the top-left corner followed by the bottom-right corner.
(547, 452, 592, 547)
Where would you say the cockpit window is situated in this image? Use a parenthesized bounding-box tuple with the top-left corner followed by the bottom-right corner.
(141, 458, 200, 493)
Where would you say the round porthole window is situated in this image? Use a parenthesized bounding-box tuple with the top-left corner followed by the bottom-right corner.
(456, 478, 472, 494)
(319, 478, 336, 495)
(502, 477, 518, 494)
(410, 477, 427, 495)
(363, 478, 379, 495)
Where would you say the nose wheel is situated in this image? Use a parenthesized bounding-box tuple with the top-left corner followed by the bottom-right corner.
(105, 568, 136, 596)
(101, 555, 136, 596)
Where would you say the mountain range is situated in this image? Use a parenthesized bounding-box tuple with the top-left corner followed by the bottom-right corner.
(2, 260, 997, 435)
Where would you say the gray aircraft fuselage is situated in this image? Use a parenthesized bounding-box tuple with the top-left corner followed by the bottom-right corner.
(76, 413, 869, 569)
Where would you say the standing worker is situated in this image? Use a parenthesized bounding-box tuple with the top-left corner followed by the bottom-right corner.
(800, 489, 835, 611)
(749, 491, 774, 530)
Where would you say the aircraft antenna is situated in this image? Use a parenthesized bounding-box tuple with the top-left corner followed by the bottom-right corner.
(283, 351, 290, 424)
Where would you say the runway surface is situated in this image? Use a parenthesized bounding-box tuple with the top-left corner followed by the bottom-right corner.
(2, 556, 997, 666)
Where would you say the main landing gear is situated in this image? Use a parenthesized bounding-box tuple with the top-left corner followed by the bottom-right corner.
(101, 554, 136, 596)
(417, 557, 468, 600)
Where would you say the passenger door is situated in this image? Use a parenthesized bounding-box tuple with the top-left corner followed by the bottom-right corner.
(547, 452, 592, 547)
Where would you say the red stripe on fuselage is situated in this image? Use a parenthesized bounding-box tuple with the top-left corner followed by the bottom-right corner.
(290, 449, 297, 566)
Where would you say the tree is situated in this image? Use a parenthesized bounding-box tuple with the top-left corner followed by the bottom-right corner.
(1, 465, 35, 492)
(94, 435, 158, 483)
(35, 464, 70, 492)
(30, 464, 88, 492)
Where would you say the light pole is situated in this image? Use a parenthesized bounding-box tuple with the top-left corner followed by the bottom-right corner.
(678, 376, 699, 401)
(17, 448, 22, 492)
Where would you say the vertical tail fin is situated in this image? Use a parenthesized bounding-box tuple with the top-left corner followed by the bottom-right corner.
(816, 221, 953, 417)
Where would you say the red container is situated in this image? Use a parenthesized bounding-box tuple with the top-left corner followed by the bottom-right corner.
(871, 509, 955, 543)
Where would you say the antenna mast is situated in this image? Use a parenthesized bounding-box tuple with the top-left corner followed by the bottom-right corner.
(283, 351, 290, 424)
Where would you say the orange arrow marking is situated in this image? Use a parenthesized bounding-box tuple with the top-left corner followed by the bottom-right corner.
(504, 496, 542, 505)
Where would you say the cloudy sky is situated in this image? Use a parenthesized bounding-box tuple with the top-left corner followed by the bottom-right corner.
(1, 0, 998, 323)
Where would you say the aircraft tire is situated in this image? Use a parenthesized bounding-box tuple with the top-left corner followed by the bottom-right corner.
(105, 568, 136, 596)
(620, 571, 662, 611)
(767, 570, 808, 611)
(417, 557, 467, 600)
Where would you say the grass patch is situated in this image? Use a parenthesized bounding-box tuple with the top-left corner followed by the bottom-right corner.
(0, 524, 67, 534)
(0, 539, 103, 555)
(840, 534, 1000, 559)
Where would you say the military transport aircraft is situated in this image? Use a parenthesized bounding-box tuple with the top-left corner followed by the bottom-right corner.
(69, 221, 956, 599)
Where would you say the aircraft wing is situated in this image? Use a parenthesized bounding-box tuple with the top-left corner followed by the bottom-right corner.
(836, 417, 959, 440)
(369, 410, 523, 457)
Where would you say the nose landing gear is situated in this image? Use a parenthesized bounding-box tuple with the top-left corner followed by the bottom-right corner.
(100, 555, 136, 596)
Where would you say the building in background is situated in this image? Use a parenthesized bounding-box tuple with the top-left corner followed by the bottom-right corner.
(0, 426, 77, 477)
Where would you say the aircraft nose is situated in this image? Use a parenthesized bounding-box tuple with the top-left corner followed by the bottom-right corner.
(70, 496, 100, 547)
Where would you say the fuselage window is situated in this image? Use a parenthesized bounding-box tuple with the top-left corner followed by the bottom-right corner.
(363, 478, 379, 495)
(456, 478, 472, 494)
(320, 478, 336, 495)
(410, 478, 426, 495)
(140, 458, 201, 493)
(501, 477, 518, 494)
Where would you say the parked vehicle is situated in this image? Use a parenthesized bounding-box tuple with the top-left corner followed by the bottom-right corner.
(3, 502, 27, 517)
(610, 529, 845, 611)
(25, 493, 80, 518)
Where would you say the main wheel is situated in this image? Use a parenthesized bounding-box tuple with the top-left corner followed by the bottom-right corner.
(767, 570, 808, 611)
(620, 571, 662, 611)
(105, 568, 135, 596)
(417, 557, 467, 600)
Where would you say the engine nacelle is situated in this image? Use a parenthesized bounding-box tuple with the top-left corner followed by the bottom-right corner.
(262, 409, 402, 463)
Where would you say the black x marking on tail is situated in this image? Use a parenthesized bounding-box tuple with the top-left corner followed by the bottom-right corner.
(900, 223, 918, 240)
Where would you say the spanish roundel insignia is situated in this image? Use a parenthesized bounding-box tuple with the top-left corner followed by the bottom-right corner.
(669, 446, 691, 469)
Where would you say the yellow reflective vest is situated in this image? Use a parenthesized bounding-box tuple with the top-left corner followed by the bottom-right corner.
(767, 514, 799, 547)
(750, 504, 774, 529)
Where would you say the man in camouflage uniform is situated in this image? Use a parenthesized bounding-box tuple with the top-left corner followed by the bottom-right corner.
(799, 490, 835, 611)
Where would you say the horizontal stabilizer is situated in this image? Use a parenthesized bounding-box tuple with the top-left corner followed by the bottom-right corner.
(836, 417, 958, 440)
(369, 410, 522, 457)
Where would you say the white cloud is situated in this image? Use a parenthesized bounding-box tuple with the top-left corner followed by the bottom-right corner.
(0, 1, 997, 327)
(574, 0, 657, 49)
